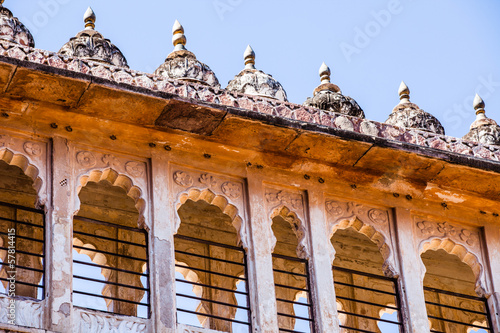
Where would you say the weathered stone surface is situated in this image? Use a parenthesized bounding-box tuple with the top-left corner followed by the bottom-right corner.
(226, 68, 287, 101)
(386, 103, 445, 135)
(155, 50, 220, 88)
(304, 91, 364, 118)
(0, 6, 34, 48)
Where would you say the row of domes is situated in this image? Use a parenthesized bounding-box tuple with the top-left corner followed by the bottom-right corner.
(0, 2, 499, 146)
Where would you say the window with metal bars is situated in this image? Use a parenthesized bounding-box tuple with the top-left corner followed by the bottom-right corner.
(425, 287, 493, 332)
(175, 197, 252, 332)
(333, 266, 403, 333)
(422, 248, 493, 332)
(331, 227, 403, 333)
(72, 179, 149, 318)
(0, 201, 45, 300)
(0, 160, 45, 301)
(271, 211, 315, 333)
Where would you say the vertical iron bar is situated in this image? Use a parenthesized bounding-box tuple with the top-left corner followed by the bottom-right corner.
(243, 249, 252, 333)
(305, 260, 315, 333)
(484, 297, 494, 332)
(144, 229, 151, 319)
(393, 277, 404, 333)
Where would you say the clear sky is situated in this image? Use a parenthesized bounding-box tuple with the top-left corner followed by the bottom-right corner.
(9, 1, 500, 138)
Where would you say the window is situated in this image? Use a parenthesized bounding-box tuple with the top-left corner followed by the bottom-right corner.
(0, 160, 44, 300)
(72, 178, 150, 318)
(331, 227, 403, 332)
(421, 247, 493, 332)
(271, 210, 314, 332)
(175, 194, 251, 332)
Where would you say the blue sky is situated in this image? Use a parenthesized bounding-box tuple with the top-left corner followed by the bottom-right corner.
(9, 1, 500, 138)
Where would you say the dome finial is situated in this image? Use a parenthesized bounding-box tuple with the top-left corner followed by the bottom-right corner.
(84, 7, 96, 30)
(398, 81, 410, 103)
(244, 45, 255, 70)
(319, 62, 331, 84)
(473, 94, 485, 115)
(0, 0, 4, 7)
(172, 20, 187, 51)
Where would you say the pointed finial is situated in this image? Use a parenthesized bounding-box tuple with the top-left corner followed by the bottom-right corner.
(0, 0, 4, 6)
(244, 45, 255, 70)
(473, 94, 485, 115)
(84, 7, 96, 30)
(398, 81, 410, 103)
(172, 20, 187, 51)
(319, 62, 331, 84)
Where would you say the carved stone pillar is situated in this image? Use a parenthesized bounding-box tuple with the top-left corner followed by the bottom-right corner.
(151, 154, 176, 332)
(246, 172, 279, 332)
(393, 208, 429, 333)
(483, 224, 500, 331)
(47, 137, 75, 332)
(308, 190, 340, 332)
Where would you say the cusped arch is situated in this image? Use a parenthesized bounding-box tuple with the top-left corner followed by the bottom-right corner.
(329, 217, 395, 277)
(175, 188, 247, 249)
(419, 237, 485, 296)
(76, 168, 147, 229)
(270, 205, 309, 260)
(0, 148, 43, 204)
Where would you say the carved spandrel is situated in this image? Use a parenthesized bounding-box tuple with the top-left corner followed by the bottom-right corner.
(75, 309, 147, 333)
(415, 219, 480, 250)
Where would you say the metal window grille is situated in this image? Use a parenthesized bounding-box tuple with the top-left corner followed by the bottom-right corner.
(174, 234, 252, 332)
(273, 253, 315, 333)
(72, 216, 150, 318)
(0, 201, 45, 300)
(425, 286, 493, 332)
(333, 266, 404, 333)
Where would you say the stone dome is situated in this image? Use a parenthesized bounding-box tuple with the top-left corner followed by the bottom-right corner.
(59, 7, 128, 68)
(385, 81, 445, 135)
(226, 45, 287, 101)
(463, 94, 500, 145)
(155, 20, 220, 88)
(0, 1, 34, 47)
(303, 62, 364, 118)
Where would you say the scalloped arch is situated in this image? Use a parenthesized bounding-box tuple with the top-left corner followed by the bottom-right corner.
(420, 237, 485, 296)
(270, 205, 309, 260)
(0, 148, 43, 202)
(76, 168, 147, 229)
(176, 188, 247, 249)
(330, 217, 395, 277)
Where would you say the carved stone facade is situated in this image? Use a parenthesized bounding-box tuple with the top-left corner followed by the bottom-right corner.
(0, 4, 498, 333)
(0, 5, 34, 48)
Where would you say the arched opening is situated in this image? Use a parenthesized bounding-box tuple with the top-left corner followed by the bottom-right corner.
(175, 191, 251, 332)
(0, 158, 44, 300)
(271, 207, 314, 332)
(331, 224, 402, 332)
(421, 242, 492, 332)
(72, 174, 149, 318)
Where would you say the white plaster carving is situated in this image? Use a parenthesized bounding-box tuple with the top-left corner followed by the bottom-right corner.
(0, 131, 48, 206)
(77, 151, 97, 168)
(264, 187, 310, 260)
(23, 141, 42, 156)
(171, 166, 248, 249)
(102, 154, 120, 168)
(174, 171, 194, 187)
(325, 198, 396, 277)
(75, 309, 147, 333)
(199, 173, 217, 189)
(0, 296, 43, 328)
(176, 323, 222, 333)
(221, 181, 242, 199)
(415, 219, 480, 249)
(125, 161, 146, 177)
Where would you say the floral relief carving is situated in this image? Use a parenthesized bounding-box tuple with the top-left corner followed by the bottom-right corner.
(78, 310, 147, 333)
(125, 161, 146, 177)
(265, 189, 303, 211)
(23, 141, 42, 156)
(199, 173, 218, 189)
(416, 219, 480, 247)
(76, 151, 97, 168)
(102, 154, 120, 168)
(326, 200, 388, 226)
(221, 181, 242, 199)
(0, 296, 42, 328)
(174, 171, 194, 187)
